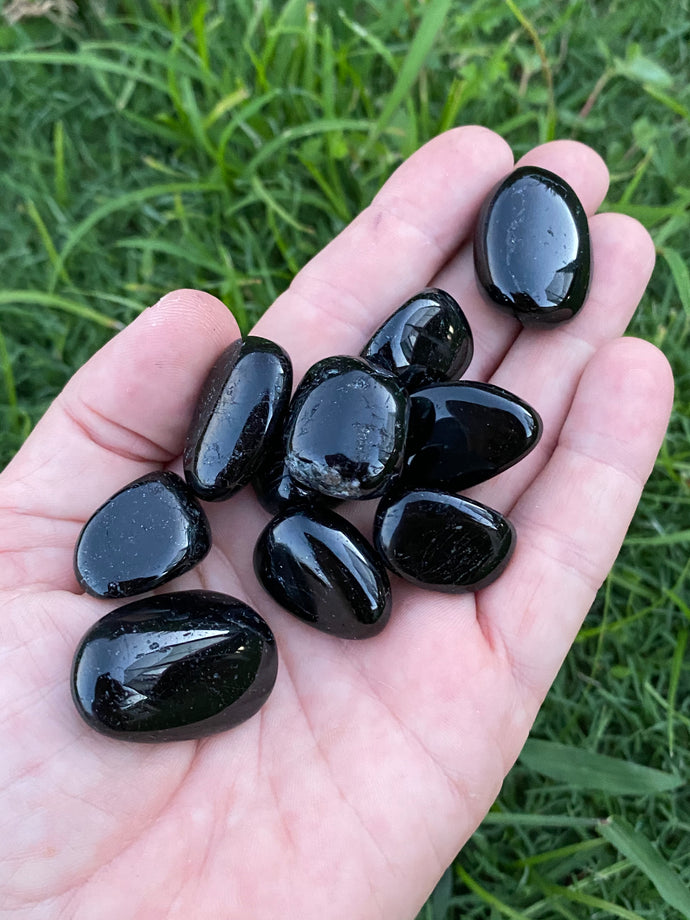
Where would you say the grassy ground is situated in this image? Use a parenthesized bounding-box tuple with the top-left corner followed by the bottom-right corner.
(1, 0, 688, 917)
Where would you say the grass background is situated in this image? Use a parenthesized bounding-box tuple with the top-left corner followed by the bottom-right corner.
(1, 0, 688, 916)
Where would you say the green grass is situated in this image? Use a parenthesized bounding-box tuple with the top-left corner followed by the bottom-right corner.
(1, 0, 688, 916)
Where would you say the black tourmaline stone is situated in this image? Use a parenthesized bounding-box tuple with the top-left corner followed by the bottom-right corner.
(254, 507, 391, 638)
(285, 356, 408, 501)
(71, 590, 278, 742)
(184, 336, 292, 501)
(403, 381, 542, 491)
(473, 166, 591, 325)
(360, 288, 473, 389)
(374, 489, 515, 593)
(74, 471, 211, 599)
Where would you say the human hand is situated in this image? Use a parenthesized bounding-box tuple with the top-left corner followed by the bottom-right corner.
(0, 127, 673, 920)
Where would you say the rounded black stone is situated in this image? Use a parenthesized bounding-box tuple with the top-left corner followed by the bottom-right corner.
(71, 590, 278, 742)
(374, 489, 515, 593)
(360, 288, 473, 389)
(473, 166, 591, 325)
(184, 336, 292, 501)
(254, 506, 391, 638)
(285, 356, 409, 501)
(403, 381, 542, 491)
(74, 471, 211, 599)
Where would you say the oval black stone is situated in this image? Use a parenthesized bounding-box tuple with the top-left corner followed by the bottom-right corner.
(285, 356, 409, 501)
(374, 489, 515, 593)
(360, 288, 473, 389)
(184, 336, 292, 501)
(473, 166, 591, 325)
(254, 507, 391, 638)
(74, 471, 211, 599)
(403, 381, 542, 491)
(71, 590, 278, 742)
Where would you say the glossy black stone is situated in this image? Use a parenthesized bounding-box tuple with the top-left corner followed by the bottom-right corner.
(360, 288, 473, 389)
(474, 166, 591, 325)
(74, 472, 211, 599)
(285, 356, 409, 500)
(374, 489, 515, 593)
(403, 381, 542, 491)
(71, 590, 278, 742)
(184, 336, 292, 501)
(254, 507, 391, 638)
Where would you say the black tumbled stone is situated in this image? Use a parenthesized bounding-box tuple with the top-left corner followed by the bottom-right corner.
(74, 471, 211, 599)
(184, 336, 292, 501)
(473, 166, 591, 325)
(374, 489, 515, 593)
(360, 288, 473, 389)
(71, 590, 278, 742)
(285, 356, 408, 501)
(403, 381, 542, 491)
(254, 507, 391, 638)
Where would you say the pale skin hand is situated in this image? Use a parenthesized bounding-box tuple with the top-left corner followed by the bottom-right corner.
(0, 128, 674, 920)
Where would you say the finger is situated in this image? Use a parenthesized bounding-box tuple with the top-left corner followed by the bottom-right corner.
(252, 126, 514, 378)
(0, 290, 239, 589)
(469, 213, 656, 511)
(477, 337, 674, 704)
(432, 139, 611, 381)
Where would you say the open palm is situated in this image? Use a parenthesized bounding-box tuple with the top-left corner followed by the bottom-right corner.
(0, 128, 673, 920)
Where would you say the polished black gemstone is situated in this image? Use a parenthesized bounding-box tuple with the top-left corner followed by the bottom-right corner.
(254, 507, 391, 638)
(184, 336, 292, 501)
(473, 166, 591, 325)
(285, 356, 409, 500)
(360, 288, 473, 389)
(403, 381, 542, 491)
(374, 489, 515, 593)
(74, 472, 211, 599)
(71, 590, 278, 742)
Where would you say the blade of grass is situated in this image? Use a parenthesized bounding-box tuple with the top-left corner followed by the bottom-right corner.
(643, 86, 690, 122)
(520, 740, 682, 794)
(115, 238, 230, 274)
(0, 325, 18, 430)
(455, 865, 534, 920)
(250, 175, 313, 233)
(667, 628, 688, 756)
(0, 291, 122, 330)
(53, 120, 67, 207)
(626, 529, 690, 546)
(0, 51, 171, 96)
(80, 40, 221, 88)
(216, 88, 284, 164)
(598, 816, 690, 919)
(338, 9, 397, 69)
(529, 871, 647, 920)
(504, 0, 556, 141)
(25, 200, 73, 286)
(244, 118, 373, 174)
(365, 0, 452, 150)
(659, 247, 690, 318)
(482, 812, 601, 829)
(203, 87, 250, 130)
(513, 837, 607, 869)
(50, 180, 225, 290)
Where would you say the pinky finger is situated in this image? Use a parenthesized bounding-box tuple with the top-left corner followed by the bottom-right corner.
(477, 337, 674, 704)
